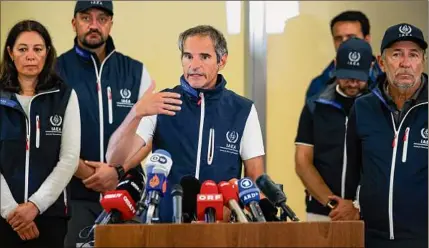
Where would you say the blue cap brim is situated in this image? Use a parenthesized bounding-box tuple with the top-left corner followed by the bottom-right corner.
(335, 69, 369, 82)
(382, 36, 428, 53)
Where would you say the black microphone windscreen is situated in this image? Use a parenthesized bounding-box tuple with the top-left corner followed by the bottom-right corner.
(259, 198, 280, 221)
(116, 169, 145, 202)
(180, 175, 200, 222)
(256, 174, 286, 205)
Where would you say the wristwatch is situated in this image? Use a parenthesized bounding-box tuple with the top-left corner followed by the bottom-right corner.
(110, 164, 126, 180)
(326, 199, 338, 210)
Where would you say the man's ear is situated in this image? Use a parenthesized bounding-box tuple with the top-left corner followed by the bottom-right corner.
(377, 54, 385, 72)
(71, 18, 77, 33)
(217, 54, 228, 71)
(364, 34, 371, 44)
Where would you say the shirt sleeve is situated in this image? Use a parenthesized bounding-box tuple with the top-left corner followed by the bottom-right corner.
(136, 115, 157, 146)
(240, 104, 265, 160)
(28, 90, 81, 214)
(295, 104, 314, 146)
(1, 174, 19, 219)
(138, 65, 152, 98)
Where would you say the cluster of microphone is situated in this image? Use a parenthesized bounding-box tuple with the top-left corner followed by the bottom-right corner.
(91, 149, 299, 230)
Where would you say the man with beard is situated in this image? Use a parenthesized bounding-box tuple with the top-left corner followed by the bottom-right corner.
(295, 37, 372, 221)
(56, 1, 159, 247)
(305, 10, 382, 100)
(347, 23, 428, 248)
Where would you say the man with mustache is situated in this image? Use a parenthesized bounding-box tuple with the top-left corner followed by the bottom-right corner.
(347, 23, 428, 248)
(106, 25, 265, 223)
(56, 1, 179, 247)
(295, 37, 372, 222)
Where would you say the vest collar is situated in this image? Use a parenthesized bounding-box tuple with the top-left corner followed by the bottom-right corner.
(73, 36, 116, 64)
(180, 74, 227, 101)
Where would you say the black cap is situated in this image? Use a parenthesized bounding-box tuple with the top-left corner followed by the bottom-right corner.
(335, 37, 373, 82)
(380, 23, 427, 53)
(74, 0, 113, 16)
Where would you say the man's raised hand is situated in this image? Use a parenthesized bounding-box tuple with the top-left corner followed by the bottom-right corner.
(134, 80, 182, 118)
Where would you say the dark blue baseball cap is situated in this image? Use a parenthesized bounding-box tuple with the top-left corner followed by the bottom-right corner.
(380, 23, 427, 53)
(335, 37, 373, 82)
(74, 0, 113, 16)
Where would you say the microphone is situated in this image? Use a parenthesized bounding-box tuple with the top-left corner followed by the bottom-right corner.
(197, 180, 223, 223)
(180, 175, 201, 223)
(259, 198, 280, 222)
(98, 169, 145, 224)
(144, 150, 173, 224)
(217, 181, 248, 223)
(145, 149, 173, 172)
(277, 184, 287, 221)
(100, 190, 136, 223)
(228, 178, 239, 196)
(256, 174, 300, 222)
(237, 177, 266, 222)
(171, 184, 183, 224)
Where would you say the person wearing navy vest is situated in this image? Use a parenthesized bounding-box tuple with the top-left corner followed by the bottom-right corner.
(0, 20, 80, 248)
(305, 10, 382, 100)
(106, 25, 266, 223)
(56, 1, 153, 247)
(295, 37, 373, 222)
(347, 23, 428, 248)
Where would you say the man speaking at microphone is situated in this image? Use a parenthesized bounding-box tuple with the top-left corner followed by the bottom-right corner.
(106, 25, 265, 223)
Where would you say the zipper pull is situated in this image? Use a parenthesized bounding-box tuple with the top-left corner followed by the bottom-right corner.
(403, 127, 410, 142)
(26, 137, 29, 151)
(36, 115, 40, 148)
(107, 87, 112, 100)
(97, 81, 101, 92)
(392, 134, 397, 148)
(197, 92, 204, 106)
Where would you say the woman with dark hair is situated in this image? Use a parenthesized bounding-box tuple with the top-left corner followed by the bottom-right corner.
(0, 20, 80, 247)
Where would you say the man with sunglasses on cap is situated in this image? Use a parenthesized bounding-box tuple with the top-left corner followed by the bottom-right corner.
(347, 23, 428, 248)
(56, 1, 173, 247)
(295, 37, 372, 222)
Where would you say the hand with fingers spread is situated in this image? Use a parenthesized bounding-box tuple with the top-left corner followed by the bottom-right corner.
(16, 221, 40, 241)
(82, 161, 118, 192)
(134, 80, 182, 118)
(328, 195, 359, 221)
(7, 202, 39, 232)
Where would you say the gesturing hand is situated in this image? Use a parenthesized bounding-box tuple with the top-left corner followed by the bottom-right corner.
(134, 80, 182, 118)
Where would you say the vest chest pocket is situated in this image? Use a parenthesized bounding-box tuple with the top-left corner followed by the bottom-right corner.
(211, 128, 242, 179)
(39, 114, 64, 149)
(407, 125, 428, 158)
(216, 129, 241, 158)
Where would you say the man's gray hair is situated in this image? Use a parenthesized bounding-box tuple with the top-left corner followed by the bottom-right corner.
(178, 25, 228, 62)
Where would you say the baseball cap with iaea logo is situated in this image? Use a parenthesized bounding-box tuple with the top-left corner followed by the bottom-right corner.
(335, 37, 373, 82)
(380, 23, 427, 53)
(74, 0, 113, 16)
